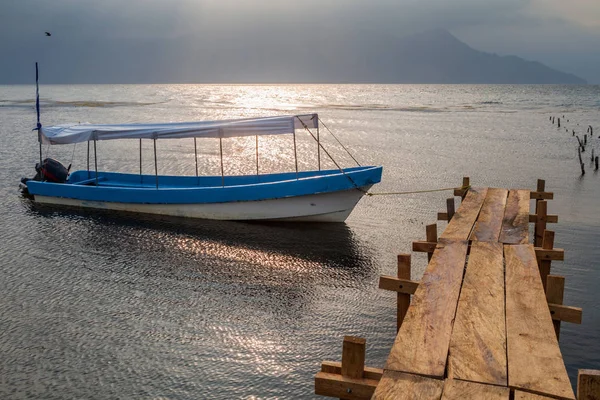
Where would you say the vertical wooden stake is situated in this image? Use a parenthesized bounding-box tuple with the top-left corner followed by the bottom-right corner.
(461, 176, 470, 199)
(341, 336, 366, 380)
(595, 156, 599, 171)
(539, 229, 555, 290)
(546, 275, 564, 340)
(446, 198, 455, 222)
(535, 201, 548, 247)
(425, 224, 437, 262)
(578, 369, 600, 400)
(396, 254, 411, 332)
(534, 179, 545, 242)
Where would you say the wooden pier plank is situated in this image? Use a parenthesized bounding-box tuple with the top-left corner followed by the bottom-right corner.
(500, 190, 531, 244)
(385, 240, 469, 378)
(441, 379, 510, 400)
(372, 370, 443, 400)
(514, 391, 555, 399)
(470, 188, 509, 242)
(440, 188, 488, 240)
(504, 244, 575, 400)
(448, 241, 507, 386)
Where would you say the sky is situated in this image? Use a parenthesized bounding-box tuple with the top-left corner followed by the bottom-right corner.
(1, 0, 599, 83)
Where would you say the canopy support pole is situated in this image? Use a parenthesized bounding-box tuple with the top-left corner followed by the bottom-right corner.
(219, 138, 224, 187)
(93, 139, 98, 186)
(153, 139, 158, 189)
(35, 63, 42, 170)
(255, 135, 259, 176)
(139, 138, 142, 183)
(194, 138, 198, 180)
(87, 141, 90, 179)
(317, 123, 321, 171)
(293, 130, 299, 179)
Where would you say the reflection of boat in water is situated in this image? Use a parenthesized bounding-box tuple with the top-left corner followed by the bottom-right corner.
(20, 67, 381, 222)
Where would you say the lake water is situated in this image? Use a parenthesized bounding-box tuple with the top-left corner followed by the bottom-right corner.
(1, 84, 599, 399)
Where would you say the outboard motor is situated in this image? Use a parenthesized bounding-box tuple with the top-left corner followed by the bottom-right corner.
(34, 158, 69, 183)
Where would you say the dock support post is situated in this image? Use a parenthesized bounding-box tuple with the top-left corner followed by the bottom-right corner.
(546, 275, 564, 340)
(535, 201, 548, 247)
(534, 179, 545, 242)
(446, 198, 455, 222)
(578, 369, 600, 400)
(396, 254, 411, 332)
(539, 229, 554, 290)
(342, 336, 366, 380)
(425, 224, 437, 262)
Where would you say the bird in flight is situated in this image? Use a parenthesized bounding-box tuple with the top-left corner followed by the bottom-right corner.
(45, 32, 51, 36)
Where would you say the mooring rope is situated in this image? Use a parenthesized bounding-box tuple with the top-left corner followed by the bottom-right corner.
(366, 185, 471, 196)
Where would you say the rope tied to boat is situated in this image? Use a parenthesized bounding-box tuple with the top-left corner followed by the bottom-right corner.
(365, 184, 471, 196)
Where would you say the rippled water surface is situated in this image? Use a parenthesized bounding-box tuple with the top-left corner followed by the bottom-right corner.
(1, 84, 599, 399)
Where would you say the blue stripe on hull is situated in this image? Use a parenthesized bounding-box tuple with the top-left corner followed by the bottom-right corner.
(26, 166, 382, 205)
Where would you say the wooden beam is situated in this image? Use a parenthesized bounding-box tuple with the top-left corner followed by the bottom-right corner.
(535, 201, 548, 247)
(470, 188, 508, 242)
(342, 336, 366, 379)
(372, 370, 443, 400)
(448, 241, 507, 386)
(535, 247, 564, 261)
(577, 369, 600, 400)
(546, 274, 564, 339)
(529, 214, 558, 223)
(446, 198, 456, 221)
(441, 187, 488, 240)
(549, 303, 582, 324)
(378, 276, 418, 295)
(530, 191, 554, 200)
(412, 241, 437, 253)
(538, 230, 556, 290)
(514, 391, 555, 399)
(397, 255, 411, 331)
(438, 212, 448, 221)
(500, 190, 530, 244)
(426, 224, 437, 262)
(320, 361, 383, 381)
(385, 240, 469, 378)
(505, 244, 575, 400)
(441, 379, 510, 399)
(315, 372, 379, 399)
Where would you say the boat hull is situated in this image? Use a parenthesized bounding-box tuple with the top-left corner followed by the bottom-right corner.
(32, 186, 372, 222)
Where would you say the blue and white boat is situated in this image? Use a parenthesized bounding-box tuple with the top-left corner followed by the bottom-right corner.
(21, 114, 382, 222)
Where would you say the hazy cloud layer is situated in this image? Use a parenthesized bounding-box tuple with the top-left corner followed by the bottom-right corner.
(1, 0, 598, 83)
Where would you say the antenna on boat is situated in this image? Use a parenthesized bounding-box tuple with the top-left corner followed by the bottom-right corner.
(34, 62, 43, 167)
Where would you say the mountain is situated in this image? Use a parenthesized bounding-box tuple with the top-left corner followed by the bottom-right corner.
(2, 29, 586, 84)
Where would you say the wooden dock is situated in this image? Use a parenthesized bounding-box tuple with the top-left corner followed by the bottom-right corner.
(314, 179, 598, 399)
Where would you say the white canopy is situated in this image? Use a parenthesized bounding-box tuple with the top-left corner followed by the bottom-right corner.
(40, 114, 319, 145)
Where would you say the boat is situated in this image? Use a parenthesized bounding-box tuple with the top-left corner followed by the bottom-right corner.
(20, 67, 382, 222)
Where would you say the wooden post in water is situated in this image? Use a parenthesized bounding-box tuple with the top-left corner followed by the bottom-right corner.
(425, 224, 437, 262)
(579, 147, 586, 175)
(577, 369, 600, 400)
(538, 229, 554, 289)
(585, 134, 588, 145)
(558, 118, 561, 128)
(446, 198, 455, 222)
(342, 336, 366, 381)
(396, 254, 411, 332)
(596, 156, 599, 171)
(534, 179, 545, 243)
(534, 200, 548, 247)
(546, 275, 564, 340)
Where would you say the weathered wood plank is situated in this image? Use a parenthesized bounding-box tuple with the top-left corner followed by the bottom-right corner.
(471, 188, 508, 242)
(320, 361, 383, 381)
(441, 379, 510, 400)
(505, 244, 575, 400)
(548, 303, 583, 324)
(314, 371, 378, 399)
(385, 240, 469, 378)
(378, 276, 418, 295)
(500, 190, 531, 244)
(577, 369, 600, 400)
(440, 188, 488, 240)
(448, 241, 507, 386)
(514, 391, 555, 399)
(372, 371, 443, 400)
